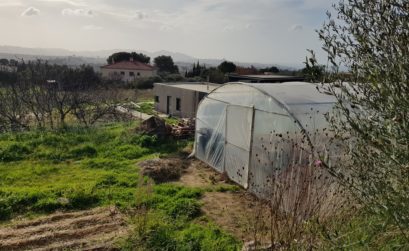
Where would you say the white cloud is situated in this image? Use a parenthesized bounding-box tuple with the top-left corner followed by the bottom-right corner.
(290, 24, 303, 31)
(21, 7, 40, 16)
(0, 1, 23, 7)
(36, 0, 86, 7)
(81, 24, 103, 30)
(62, 8, 94, 17)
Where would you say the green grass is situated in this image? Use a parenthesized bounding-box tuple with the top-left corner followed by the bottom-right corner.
(136, 102, 156, 115)
(122, 184, 241, 250)
(0, 122, 191, 220)
(0, 122, 241, 250)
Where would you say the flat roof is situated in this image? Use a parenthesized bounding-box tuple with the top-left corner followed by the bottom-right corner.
(155, 82, 219, 93)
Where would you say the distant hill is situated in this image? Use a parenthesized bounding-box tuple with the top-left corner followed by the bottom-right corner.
(0, 45, 299, 70)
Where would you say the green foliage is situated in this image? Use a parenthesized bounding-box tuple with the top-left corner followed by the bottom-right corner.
(122, 184, 240, 251)
(69, 145, 97, 159)
(129, 76, 163, 90)
(135, 102, 156, 115)
(320, 211, 409, 250)
(123, 213, 240, 251)
(107, 52, 150, 64)
(218, 61, 237, 74)
(0, 143, 31, 162)
(0, 123, 190, 220)
(154, 55, 179, 74)
(161, 198, 201, 219)
(259, 66, 280, 74)
(317, 0, 409, 246)
(302, 50, 325, 82)
(136, 135, 158, 148)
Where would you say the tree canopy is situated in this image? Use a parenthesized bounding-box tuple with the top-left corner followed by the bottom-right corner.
(107, 52, 150, 64)
(218, 61, 236, 74)
(153, 55, 179, 74)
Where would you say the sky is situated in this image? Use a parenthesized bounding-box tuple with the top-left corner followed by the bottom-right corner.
(0, 0, 336, 65)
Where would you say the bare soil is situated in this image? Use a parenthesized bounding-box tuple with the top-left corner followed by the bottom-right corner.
(176, 159, 262, 242)
(0, 207, 128, 251)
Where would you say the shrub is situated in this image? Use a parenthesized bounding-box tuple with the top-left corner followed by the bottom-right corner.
(33, 197, 61, 212)
(137, 135, 158, 148)
(129, 76, 163, 90)
(0, 201, 12, 220)
(0, 144, 31, 162)
(69, 145, 97, 159)
(66, 189, 99, 209)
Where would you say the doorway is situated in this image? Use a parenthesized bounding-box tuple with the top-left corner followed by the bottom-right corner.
(166, 96, 171, 114)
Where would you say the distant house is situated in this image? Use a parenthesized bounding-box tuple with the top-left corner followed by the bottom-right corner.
(153, 82, 218, 118)
(101, 60, 157, 82)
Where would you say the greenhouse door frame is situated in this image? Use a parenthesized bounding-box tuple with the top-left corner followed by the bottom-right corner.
(223, 104, 255, 189)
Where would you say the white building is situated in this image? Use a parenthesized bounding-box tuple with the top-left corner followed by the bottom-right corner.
(101, 60, 157, 82)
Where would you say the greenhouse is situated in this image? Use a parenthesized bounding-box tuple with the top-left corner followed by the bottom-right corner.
(194, 82, 338, 196)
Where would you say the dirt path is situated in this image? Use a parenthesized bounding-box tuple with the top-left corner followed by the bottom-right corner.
(176, 160, 261, 242)
(0, 207, 128, 251)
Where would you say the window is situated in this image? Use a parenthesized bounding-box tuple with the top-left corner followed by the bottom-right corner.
(155, 96, 159, 103)
(176, 98, 181, 111)
(120, 71, 125, 75)
(129, 72, 135, 77)
(137, 72, 141, 76)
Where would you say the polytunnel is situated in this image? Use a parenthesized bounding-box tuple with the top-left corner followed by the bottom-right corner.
(194, 82, 338, 196)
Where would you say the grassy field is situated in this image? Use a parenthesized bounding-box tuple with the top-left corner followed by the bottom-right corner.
(0, 122, 241, 250)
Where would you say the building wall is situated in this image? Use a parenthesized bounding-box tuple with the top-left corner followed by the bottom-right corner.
(101, 68, 156, 82)
(153, 84, 205, 118)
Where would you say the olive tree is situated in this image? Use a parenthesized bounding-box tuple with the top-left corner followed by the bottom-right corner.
(317, 0, 409, 242)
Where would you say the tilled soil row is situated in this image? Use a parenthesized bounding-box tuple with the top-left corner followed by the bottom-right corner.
(0, 207, 128, 251)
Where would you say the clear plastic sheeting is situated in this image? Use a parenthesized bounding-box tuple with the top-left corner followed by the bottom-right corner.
(224, 105, 253, 188)
(195, 98, 227, 172)
(195, 82, 337, 197)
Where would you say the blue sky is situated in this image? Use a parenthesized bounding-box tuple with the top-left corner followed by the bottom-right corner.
(0, 0, 336, 64)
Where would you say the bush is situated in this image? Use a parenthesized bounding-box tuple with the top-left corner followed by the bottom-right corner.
(0, 201, 12, 220)
(69, 145, 97, 159)
(66, 189, 99, 209)
(0, 144, 31, 162)
(162, 73, 185, 82)
(33, 197, 61, 212)
(129, 76, 163, 89)
(137, 135, 158, 148)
